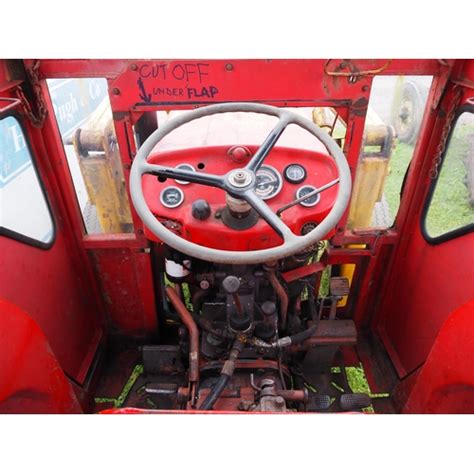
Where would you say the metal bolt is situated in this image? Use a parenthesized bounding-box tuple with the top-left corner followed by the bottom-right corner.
(229, 169, 252, 188)
(200, 279, 210, 290)
(362, 85, 369, 92)
(235, 171, 246, 183)
(225, 63, 233, 71)
(275, 396, 285, 407)
(130, 63, 138, 71)
(112, 87, 120, 95)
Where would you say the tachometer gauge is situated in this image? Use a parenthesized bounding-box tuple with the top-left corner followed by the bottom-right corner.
(296, 185, 320, 207)
(175, 163, 195, 185)
(160, 186, 184, 208)
(284, 164, 306, 184)
(255, 165, 282, 200)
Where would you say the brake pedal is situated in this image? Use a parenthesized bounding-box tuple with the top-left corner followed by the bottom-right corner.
(340, 393, 371, 411)
(306, 393, 332, 411)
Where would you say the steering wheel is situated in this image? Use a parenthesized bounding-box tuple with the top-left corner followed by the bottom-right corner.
(130, 103, 351, 264)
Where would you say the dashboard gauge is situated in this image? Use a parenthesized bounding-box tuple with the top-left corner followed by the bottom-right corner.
(296, 185, 320, 207)
(301, 222, 317, 235)
(255, 165, 283, 200)
(175, 163, 195, 185)
(160, 186, 184, 208)
(284, 164, 306, 184)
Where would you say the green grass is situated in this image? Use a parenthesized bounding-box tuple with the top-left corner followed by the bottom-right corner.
(95, 364, 144, 408)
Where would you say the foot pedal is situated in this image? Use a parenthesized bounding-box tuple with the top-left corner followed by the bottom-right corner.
(145, 383, 179, 395)
(306, 393, 331, 411)
(340, 393, 371, 411)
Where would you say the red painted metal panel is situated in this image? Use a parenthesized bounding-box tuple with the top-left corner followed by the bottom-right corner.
(374, 79, 474, 377)
(35, 59, 129, 79)
(403, 300, 474, 414)
(35, 58, 442, 81)
(378, 229, 474, 376)
(0, 234, 103, 382)
(108, 59, 374, 111)
(89, 248, 157, 336)
(143, 145, 339, 250)
(0, 300, 82, 414)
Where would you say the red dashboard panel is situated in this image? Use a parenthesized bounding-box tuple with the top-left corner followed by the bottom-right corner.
(142, 145, 339, 251)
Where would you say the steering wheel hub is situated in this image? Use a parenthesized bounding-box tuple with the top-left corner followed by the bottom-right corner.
(227, 168, 254, 188)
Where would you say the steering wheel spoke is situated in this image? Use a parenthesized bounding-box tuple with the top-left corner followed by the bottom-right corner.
(142, 163, 225, 189)
(243, 190, 297, 243)
(246, 116, 290, 171)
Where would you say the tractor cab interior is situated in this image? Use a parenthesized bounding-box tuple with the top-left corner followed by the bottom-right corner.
(1, 59, 473, 414)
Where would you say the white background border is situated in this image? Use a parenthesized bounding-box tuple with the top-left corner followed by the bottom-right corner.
(0, 1, 470, 472)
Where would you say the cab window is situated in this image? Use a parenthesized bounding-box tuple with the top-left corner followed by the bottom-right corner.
(0, 116, 54, 247)
(424, 110, 474, 241)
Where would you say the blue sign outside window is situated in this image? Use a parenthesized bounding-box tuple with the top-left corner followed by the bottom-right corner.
(0, 116, 32, 188)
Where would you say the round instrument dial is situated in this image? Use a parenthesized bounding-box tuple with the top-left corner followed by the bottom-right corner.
(284, 163, 306, 184)
(175, 163, 195, 185)
(160, 186, 184, 208)
(255, 165, 282, 200)
(296, 185, 320, 207)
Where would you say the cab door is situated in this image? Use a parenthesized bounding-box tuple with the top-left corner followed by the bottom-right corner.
(0, 67, 103, 385)
(375, 62, 474, 378)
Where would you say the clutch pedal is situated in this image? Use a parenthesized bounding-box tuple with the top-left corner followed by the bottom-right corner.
(306, 393, 332, 412)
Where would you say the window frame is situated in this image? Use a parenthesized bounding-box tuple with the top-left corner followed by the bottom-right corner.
(421, 105, 474, 244)
(0, 112, 56, 250)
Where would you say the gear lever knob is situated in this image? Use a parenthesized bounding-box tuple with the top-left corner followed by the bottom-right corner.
(222, 275, 241, 294)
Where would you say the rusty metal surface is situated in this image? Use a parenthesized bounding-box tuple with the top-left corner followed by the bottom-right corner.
(165, 286, 200, 400)
(267, 268, 289, 330)
(291, 320, 357, 350)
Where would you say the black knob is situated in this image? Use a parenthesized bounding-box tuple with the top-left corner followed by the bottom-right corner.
(191, 199, 211, 220)
(261, 301, 277, 316)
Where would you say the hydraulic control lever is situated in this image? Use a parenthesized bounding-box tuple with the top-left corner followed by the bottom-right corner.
(222, 275, 243, 315)
(222, 275, 252, 333)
